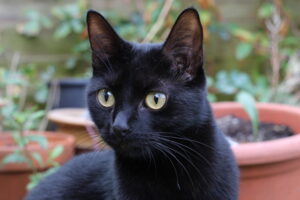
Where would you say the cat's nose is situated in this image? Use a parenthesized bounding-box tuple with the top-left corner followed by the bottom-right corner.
(112, 111, 131, 137)
(112, 124, 130, 137)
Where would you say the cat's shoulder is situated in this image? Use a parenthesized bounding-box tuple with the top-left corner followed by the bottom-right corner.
(66, 149, 114, 170)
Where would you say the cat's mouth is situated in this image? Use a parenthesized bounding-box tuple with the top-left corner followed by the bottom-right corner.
(103, 133, 151, 157)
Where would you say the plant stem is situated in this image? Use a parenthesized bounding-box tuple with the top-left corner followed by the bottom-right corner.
(266, 0, 283, 96)
(142, 0, 174, 43)
(19, 128, 38, 174)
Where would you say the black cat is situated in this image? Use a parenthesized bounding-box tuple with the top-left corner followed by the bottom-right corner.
(25, 8, 239, 200)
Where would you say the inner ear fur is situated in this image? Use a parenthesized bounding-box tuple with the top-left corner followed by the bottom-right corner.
(163, 8, 204, 77)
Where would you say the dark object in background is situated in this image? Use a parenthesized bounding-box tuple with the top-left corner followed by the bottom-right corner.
(47, 78, 89, 133)
(49, 78, 89, 109)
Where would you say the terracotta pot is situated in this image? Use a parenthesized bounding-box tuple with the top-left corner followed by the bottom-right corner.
(48, 108, 105, 152)
(212, 102, 300, 200)
(0, 132, 75, 200)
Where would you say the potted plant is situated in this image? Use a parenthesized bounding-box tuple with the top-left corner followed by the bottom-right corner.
(207, 1, 300, 198)
(212, 102, 300, 200)
(0, 66, 75, 200)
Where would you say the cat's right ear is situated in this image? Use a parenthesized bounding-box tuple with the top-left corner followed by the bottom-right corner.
(87, 10, 123, 58)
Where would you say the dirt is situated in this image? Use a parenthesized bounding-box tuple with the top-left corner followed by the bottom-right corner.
(216, 115, 294, 143)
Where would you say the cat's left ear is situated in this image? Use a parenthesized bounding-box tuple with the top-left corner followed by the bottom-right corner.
(86, 10, 123, 58)
(163, 8, 203, 78)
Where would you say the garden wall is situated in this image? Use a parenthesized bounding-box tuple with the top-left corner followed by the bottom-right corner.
(0, 0, 299, 72)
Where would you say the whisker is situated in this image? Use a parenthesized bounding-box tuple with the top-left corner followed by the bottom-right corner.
(151, 143, 181, 190)
(157, 137, 210, 186)
(149, 132, 216, 151)
(158, 136, 212, 168)
(154, 142, 194, 188)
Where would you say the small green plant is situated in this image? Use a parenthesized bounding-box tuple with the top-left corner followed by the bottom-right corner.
(0, 65, 63, 190)
(208, 70, 261, 141)
(236, 91, 259, 141)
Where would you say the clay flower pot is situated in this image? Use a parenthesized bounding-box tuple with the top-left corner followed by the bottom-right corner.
(212, 102, 300, 200)
(48, 108, 104, 153)
(0, 132, 75, 200)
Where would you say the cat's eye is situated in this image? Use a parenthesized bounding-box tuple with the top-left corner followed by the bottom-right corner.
(145, 92, 167, 110)
(97, 89, 115, 108)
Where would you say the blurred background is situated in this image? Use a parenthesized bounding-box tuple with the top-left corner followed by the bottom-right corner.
(1, 0, 300, 110)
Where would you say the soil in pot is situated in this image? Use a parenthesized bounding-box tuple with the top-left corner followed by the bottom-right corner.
(216, 115, 294, 143)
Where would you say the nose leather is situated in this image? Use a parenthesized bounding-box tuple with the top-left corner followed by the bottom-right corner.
(112, 111, 130, 137)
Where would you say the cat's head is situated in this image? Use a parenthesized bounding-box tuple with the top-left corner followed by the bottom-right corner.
(86, 8, 210, 158)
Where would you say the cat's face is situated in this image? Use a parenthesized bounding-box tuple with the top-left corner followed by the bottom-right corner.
(87, 8, 208, 158)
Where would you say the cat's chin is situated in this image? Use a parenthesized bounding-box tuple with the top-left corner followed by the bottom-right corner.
(115, 145, 147, 158)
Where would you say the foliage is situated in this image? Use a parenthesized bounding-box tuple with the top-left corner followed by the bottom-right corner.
(17, 10, 52, 36)
(16, 0, 232, 76)
(205, 0, 300, 140)
(0, 65, 63, 190)
(10, 0, 300, 141)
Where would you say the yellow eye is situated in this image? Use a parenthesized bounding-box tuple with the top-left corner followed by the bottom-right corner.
(97, 89, 115, 108)
(145, 92, 167, 110)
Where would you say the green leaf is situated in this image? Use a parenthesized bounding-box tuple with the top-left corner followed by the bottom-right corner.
(48, 145, 64, 163)
(51, 7, 66, 20)
(41, 17, 53, 29)
(215, 71, 237, 94)
(15, 112, 27, 124)
(27, 135, 48, 149)
(258, 3, 274, 19)
(236, 91, 259, 140)
(29, 110, 45, 121)
(27, 166, 60, 190)
(54, 23, 71, 39)
(2, 152, 27, 165)
(26, 10, 40, 20)
(206, 76, 214, 87)
(70, 19, 83, 33)
(199, 10, 212, 24)
(27, 173, 43, 190)
(31, 152, 43, 167)
(34, 86, 48, 103)
(66, 57, 77, 69)
(23, 21, 40, 36)
(207, 94, 216, 102)
(27, 179, 39, 190)
(24, 110, 45, 130)
(236, 42, 253, 60)
(12, 131, 27, 147)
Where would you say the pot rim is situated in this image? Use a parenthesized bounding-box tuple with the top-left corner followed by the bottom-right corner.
(212, 102, 300, 166)
(47, 108, 95, 127)
(0, 131, 75, 152)
(0, 131, 75, 172)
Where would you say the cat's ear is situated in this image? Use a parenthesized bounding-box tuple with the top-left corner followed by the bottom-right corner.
(163, 8, 204, 78)
(87, 10, 123, 58)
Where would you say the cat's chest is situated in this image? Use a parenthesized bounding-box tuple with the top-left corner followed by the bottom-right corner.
(115, 175, 202, 200)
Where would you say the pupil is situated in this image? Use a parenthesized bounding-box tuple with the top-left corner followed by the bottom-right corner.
(104, 91, 109, 102)
(154, 95, 159, 104)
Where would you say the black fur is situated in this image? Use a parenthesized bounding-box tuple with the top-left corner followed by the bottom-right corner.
(26, 8, 239, 200)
